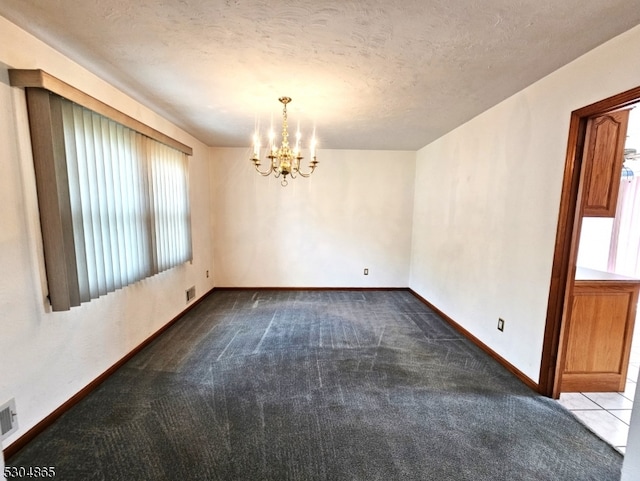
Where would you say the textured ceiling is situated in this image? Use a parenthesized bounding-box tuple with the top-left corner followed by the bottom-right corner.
(1, 1, 640, 150)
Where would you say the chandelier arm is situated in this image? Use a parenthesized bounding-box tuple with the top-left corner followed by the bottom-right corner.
(252, 157, 274, 176)
(295, 158, 318, 178)
(295, 168, 313, 178)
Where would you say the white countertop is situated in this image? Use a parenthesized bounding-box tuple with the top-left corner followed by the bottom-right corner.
(575, 266, 640, 282)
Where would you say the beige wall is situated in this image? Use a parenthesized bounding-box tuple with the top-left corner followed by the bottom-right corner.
(0, 17, 214, 448)
(211, 147, 415, 287)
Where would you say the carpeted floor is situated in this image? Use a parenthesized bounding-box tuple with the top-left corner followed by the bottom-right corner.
(7, 290, 623, 480)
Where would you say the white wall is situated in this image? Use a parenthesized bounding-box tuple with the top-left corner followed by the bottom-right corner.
(211, 148, 415, 287)
(0, 17, 214, 449)
(410, 93, 563, 381)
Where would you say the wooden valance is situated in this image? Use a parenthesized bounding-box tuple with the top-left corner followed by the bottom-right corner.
(9, 69, 193, 156)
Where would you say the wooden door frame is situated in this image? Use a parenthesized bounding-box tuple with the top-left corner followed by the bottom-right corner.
(539, 85, 640, 398)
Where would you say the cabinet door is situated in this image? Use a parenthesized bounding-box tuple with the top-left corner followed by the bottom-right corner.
(561, 283, 638, 392)
(582, 109, 630, 217)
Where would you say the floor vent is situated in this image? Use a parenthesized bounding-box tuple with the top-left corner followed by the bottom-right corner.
(0, 398, 18, 441)
(186, 286, 196, 303)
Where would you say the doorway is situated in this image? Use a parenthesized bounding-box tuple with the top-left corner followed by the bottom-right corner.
(539, 86, 640, 452)
(539, 87, 640, 453)
(540, 84, 640, 400)
(558, 105, 640, 452)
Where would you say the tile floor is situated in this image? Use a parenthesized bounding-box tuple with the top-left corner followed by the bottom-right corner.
(558, 326, 640, 454)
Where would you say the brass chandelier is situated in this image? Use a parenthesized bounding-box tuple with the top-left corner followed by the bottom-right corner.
(251, 96, 318, 186)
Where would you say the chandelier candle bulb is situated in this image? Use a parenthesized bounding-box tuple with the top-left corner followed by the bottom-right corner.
(250, 96, 319, 187)
(253, 134, 260, 157)
(269, 131, 276, 153)
(310, 137, 317, 159)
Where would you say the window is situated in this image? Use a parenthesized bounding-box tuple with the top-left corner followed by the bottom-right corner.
(10, 70, 193, 311)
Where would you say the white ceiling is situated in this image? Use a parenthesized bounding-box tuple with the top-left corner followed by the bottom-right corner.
(2, 1, 640, 150)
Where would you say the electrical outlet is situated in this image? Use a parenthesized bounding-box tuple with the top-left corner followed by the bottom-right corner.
(497, 318, 505, 332)
(364, 268, 369, 275)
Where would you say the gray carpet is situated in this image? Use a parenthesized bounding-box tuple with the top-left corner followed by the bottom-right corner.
(7, 290, 623, 480)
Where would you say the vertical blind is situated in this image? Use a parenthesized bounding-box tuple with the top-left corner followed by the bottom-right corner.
(25, 89, 192, 311)
(61, 98, 192, 305)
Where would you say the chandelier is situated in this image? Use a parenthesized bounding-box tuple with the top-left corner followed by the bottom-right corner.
(251, 97, 318, 186)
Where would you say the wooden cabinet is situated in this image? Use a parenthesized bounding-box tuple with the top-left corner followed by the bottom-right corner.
(560, 267, 640, 392)
(582, 109, 630, 217)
